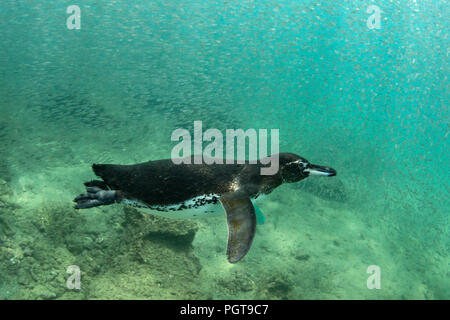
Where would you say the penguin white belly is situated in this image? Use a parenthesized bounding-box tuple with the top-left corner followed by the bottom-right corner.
(121, 194, 224, 219)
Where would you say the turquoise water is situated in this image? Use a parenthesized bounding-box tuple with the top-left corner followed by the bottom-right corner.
(0, 0, 448, 299)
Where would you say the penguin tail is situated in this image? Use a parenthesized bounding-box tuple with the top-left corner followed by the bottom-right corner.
(92, 163, 106, 177)
(91, 163, 122, 190)
(73, 164, 121, 209)
(83, 179, 109, 190)
(92, 163, 118, 181)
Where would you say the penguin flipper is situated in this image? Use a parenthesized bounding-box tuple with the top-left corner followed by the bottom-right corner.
(220, 192, 256, 264)
(254, 204, 266, 225)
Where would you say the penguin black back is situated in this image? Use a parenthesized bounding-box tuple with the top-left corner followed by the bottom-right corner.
(93, 157, 244, 206)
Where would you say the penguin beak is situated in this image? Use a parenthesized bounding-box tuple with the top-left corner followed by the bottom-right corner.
(304, 164, 337, 177)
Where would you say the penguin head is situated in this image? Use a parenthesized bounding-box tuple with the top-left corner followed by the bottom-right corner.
(279, 153, 337, 183)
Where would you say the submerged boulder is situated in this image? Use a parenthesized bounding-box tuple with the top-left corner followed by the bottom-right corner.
(122, 206, 198, 249)
(0, 180, 15, 239)
(121, 206, 201, 273)
(82, 207, 202, 299)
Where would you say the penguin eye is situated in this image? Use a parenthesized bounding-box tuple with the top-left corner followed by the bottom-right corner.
(294, 160, 308, 168)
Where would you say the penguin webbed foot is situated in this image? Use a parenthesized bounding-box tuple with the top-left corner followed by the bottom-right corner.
(73, 186, 116, 209)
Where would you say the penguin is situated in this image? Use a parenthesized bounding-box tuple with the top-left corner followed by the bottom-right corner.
(74, 153, 337, 263)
